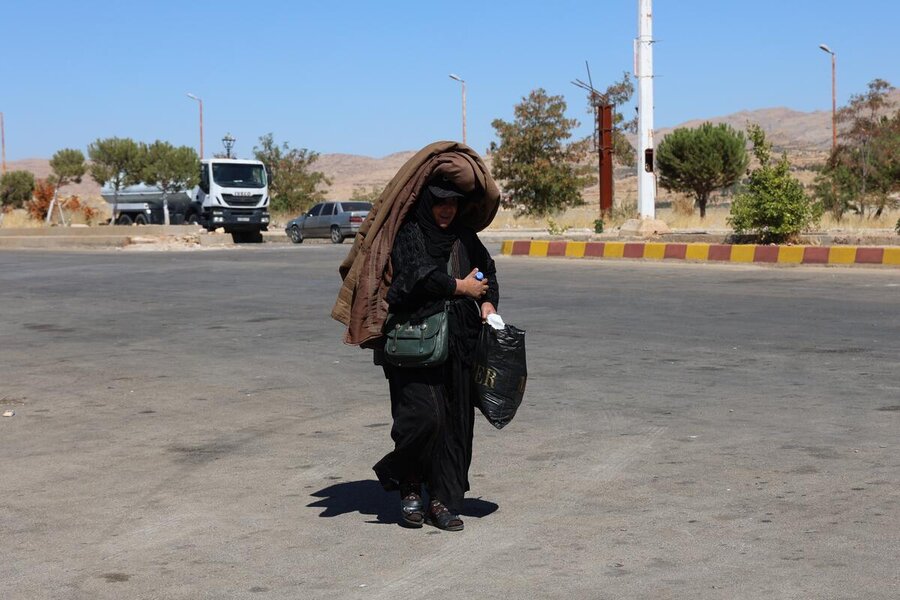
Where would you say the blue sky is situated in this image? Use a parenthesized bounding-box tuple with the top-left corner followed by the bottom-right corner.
(1, 0, 897, 161)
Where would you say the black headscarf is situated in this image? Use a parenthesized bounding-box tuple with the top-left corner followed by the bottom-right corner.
(415, 186, 461, 264)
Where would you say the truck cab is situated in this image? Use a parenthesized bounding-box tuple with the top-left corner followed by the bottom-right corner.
(189, 158, 270, 242)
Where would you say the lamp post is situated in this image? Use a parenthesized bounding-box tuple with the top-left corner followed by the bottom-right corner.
(448, 74, 467, 145)
(819, 44, 837, 155)
(186, 93, 204, 159)
(222, 133, 235, 159)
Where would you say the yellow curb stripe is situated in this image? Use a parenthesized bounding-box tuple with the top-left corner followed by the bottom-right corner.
(829, 246, 857, 264)
(685, 243, 710, 261)
(528, 240, 549, 257)
(501, 240, 513, 255)
(644, 243, 666, 260)
(565, 241, 586, 258)
(731, 244, 756, 263)
(777, 246, 804, 263)
(883, 247, 900, 266)
(603, 242, 625, 258)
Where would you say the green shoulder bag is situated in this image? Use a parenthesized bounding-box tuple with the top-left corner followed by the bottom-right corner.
(382, 260, 452, 368)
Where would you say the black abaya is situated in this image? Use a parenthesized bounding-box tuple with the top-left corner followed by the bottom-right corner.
(373, 211, 498, 513)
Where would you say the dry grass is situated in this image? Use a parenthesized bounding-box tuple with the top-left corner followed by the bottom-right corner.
(486, 198, 900, 235)
(0, 199, 113, 229)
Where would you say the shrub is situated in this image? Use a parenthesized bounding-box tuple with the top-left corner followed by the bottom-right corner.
(1, 170, 36, 209)
(27, 179, 56, 221)
(728, 125, 821, 243)
(546, 217, 570, 236)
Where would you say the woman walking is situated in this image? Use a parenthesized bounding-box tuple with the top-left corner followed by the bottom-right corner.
(373, 178, 499, 531)
(332, 142, 501, 531)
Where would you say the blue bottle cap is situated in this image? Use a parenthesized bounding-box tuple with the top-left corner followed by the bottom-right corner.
(475, 271, 484, 281)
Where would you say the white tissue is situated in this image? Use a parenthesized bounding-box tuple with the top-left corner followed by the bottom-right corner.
(486, 313, 506, 330)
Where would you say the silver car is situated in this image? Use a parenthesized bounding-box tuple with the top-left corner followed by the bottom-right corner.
(285, 201, 372, 244)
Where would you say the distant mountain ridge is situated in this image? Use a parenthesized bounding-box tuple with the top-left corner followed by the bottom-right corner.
(7, 92, 898, 201)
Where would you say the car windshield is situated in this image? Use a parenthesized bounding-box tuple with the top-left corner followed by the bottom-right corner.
(211, 163, 266, 189)
(341, 202, 372, 212)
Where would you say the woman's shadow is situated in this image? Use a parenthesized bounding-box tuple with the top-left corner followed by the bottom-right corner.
(308, 480, 499, 525)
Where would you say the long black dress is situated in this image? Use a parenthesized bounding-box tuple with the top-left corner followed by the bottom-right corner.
(372, 206, 499, 513)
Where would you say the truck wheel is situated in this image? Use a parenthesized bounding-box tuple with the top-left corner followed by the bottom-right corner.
(289, 226, 303, 244)
(186, 213, 200, 225)
(330, 226, 344, 244)
(133, 214, 148, 225)
(116, 214, 133, 225)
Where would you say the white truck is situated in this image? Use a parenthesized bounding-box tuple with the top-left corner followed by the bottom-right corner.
(102, 158, 271, 243)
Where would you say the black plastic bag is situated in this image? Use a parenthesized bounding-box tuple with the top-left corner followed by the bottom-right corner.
(473, 322, 527, 429)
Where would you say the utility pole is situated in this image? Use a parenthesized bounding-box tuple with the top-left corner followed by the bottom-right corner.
(598, 103, 614, 216)
(572, 67, 614, 218)
(636, 0, 656, 219)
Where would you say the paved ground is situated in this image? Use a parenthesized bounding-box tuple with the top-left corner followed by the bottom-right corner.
(1, 246, 899, 600)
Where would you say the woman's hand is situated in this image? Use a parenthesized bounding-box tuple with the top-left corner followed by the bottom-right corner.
(455, 268, 489, 299)
(480, 302, 497, 322)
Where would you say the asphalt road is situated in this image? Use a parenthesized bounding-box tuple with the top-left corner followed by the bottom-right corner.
(1, 246, 899, 600)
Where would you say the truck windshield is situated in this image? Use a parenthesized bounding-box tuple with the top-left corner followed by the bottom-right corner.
(212, 163, 266, 188)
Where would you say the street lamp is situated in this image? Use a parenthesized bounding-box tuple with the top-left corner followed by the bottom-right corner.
(819, 44, 837, 155)
(448, 73, 467, 145)
(186, 93, 204, 159)
(222, 133, 235, 159)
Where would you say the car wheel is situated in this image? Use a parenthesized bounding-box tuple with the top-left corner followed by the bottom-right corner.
(116, 214, 133, 226)
(289, 225, 303, 244)
(330, 225, 344, 244)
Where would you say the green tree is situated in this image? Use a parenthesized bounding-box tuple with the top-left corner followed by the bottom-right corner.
(489, 89, 591, 217)
(816, 79, 898, 218)
(655, 122, 749, 218)
(350, 184, 385, 203)
(253, 133, 331, 214)
(46, 148, 86, 224)
(142, 141, 199, 225)
(729, 124, 821, 243)
(1, 170, 36, 210)
(88, 137, 144, 224)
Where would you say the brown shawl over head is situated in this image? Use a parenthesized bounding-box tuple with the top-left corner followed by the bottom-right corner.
(331, 141, 500, 346)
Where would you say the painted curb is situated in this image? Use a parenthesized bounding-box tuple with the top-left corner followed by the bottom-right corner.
(501, 240, 900, 267)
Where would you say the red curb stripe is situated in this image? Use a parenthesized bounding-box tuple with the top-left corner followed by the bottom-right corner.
(708, 244, 732, 261)
(585, 242, 605, 257)
(754, 246, 779, 263)
(511, 240, 531, 256)
(547, 241, 567, 257)
(624, 243, 645, 258)
(803, 247, 829, 264)
(664, 244, 687, 259)
(855, 247, 884, 264)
